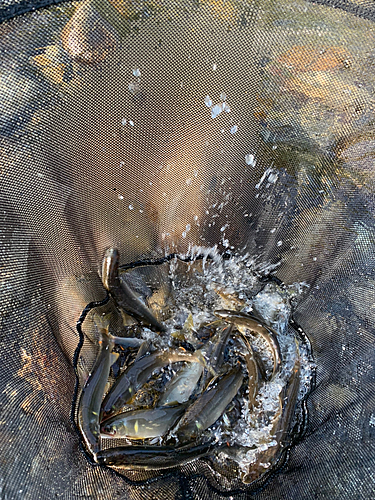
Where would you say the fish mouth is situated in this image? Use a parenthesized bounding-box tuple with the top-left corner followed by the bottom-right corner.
(100, 426, 116, 437)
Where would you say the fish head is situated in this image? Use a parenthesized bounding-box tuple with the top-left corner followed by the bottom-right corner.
(100, 420, 118, 437)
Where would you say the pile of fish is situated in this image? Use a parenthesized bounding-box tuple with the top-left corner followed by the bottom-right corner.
(75, 247, 313, 483)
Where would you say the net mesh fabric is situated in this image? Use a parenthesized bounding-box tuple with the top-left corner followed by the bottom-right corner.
(0, 0, 374, 498)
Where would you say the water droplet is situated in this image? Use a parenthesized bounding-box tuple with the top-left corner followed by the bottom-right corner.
(211, 104, 222, 119)
(204, 95, 212, 107)
(129, 120, 134, 126)
(245, 153, 256, 167)
(118, 194, 124, 200)
(277, 240, 282, 247)
(128, 82, 140, 94)
(186, 178, 192, 186)
(230, 125, 238, 134)
(268, 172, 278, 184)
(212, 63, 217, 71)
(121, 118, 127, 126)
(132, 68, 141, 77)
(223, 102, 231, 113)
(129, 204, 134, 210)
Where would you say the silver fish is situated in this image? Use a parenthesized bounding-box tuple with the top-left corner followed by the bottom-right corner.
(234, 335, 260, 411)
(271, 343, 301, 442)
(102, 248, 165, 332)
(101, 405, 187, 440)
(157, 362, 203, 406)
(78, 328, 115, 455)
(242, 343, 301, 484)
(158, 324, 233, 406)
(174, 365, 244, 443)
(96, 441, 217, 469)
(214, 309, 282, 377)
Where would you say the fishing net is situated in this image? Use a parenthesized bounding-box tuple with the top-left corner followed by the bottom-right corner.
(1, 0, 374, 498)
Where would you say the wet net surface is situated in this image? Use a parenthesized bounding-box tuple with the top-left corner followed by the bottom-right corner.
(1, 0, 375, 498)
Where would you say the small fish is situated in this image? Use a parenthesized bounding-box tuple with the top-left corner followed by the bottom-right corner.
(242, 343, 301, 484)
(158, 324, 233, 406)
(157, 362, 203, 406)
(234, 335, 259, 411)
(102, 248, 165, 332)
(78, 329, 115, 454)
(101, 349, 202, 418)
(101, 405, 187, 440)
(93, 312, 144, 349)
(96, 441, 217, 469)
(271, 342, 301, 442)
(174, 365, 244, 443)
(214, 309, 282, 377)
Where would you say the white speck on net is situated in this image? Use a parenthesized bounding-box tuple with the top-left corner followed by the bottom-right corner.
(193, 215, 198, 221)
(132, 68, 141, 77)
(121, 118, 127, 126)
(270, 228, 276, 234)
(256, 168, 274, 189)
(129, 120, 134, 126)
(230, 125, 238, 134)
(118, 194, 124, 200)
(223, 102, 231, 113)
(212, 63, 217, 71)
(277, 240, 282, 247)
(185, 224, 191, 232)
(245, 153, 256, 167)
(220, 92, 227, 101)
(268, 171, 278, 184)
(128, 204, 134, 210)
(211, 104, 222, 119)
(204, 95, 212, 107)
(186, 178, 192, 186)
(128, 82, 140, 93)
